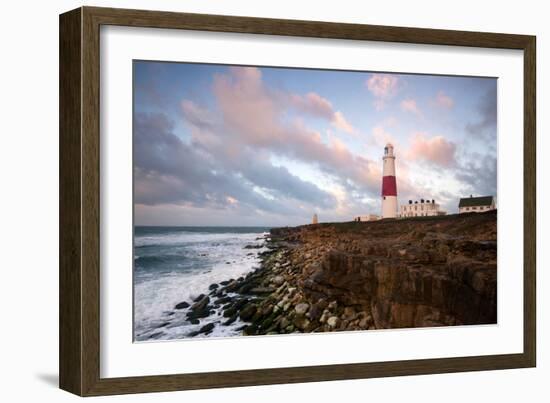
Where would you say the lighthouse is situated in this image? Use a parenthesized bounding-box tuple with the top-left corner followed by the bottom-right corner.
(381, 143, 398, 218)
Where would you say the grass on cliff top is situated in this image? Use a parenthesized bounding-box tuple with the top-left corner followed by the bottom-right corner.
(277, 210, 497, 234)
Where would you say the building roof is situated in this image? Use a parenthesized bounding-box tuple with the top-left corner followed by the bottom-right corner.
(458, 196, 494, 208)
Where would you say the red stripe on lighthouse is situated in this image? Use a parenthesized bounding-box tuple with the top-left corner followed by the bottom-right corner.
(382, 176, 397, 196)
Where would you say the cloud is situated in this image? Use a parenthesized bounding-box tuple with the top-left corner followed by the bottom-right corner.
(209, 67, 377, 192)
(331, 111, 355, 134)
(435, 91, 454, 109)
(366, 74, 399, 111)
(135, 64, 496, 223)
(454, 153, 497, 197)
(408, 132, 457, 168)
(226, 196, 238, 205)
(289, 92, 356, 135)
(366, 74, 399, 98)
(466, 85, 497, 138)
(400, 98, 421, 115)
(372, 125, 397, 148)
(181, 100, 214, 129)
(211, 67, 278, 146)
(133, 111, 337, 216)
(290, 92, 334, 119)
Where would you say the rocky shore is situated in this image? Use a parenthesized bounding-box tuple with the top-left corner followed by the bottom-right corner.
(173, 211, 497, 337)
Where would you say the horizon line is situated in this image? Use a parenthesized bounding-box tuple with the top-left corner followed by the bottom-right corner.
(134, 224, 278, 228)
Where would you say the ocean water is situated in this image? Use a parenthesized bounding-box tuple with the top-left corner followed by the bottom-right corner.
(133, 226, 271, 341)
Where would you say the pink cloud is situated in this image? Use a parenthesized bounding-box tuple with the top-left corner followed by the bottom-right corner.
(290, 92, 356, 134)
(208, 66, 377, 190)
(366, 74, 399, 111)
(181, 100, 214, 128)
(212, 67, 280, 146)
(185, 67, 430, 213)
(400, 98, 421, 115)
(189, 67, 436, 207)
(290, 92, 333, 119)
(331, 111, 355, 134)
(366, 74, 399, 98)
(372, 125, 397, 148)
(435, 91, 454, 108)
(408, 133, 457, 167)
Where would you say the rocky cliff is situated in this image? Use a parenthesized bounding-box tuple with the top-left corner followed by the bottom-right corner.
(183, 211, 497, 336)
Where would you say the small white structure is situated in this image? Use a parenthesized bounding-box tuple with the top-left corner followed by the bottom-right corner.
(381, 143, 398, 218)
(400, 199, 447, 217)
(312, 213, 319, 224)
(458, 195, 496, 214)
(353, 214, 380, 222)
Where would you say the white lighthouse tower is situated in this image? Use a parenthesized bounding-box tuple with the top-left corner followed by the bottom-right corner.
(381, 143, 398, 218)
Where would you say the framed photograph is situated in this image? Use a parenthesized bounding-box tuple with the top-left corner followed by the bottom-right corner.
(59, 6, 536, 396)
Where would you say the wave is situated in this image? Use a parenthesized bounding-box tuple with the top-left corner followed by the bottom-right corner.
(134, 255, 166, 264)
(134, 230, 267, 248)
(133, 227, 269, 341)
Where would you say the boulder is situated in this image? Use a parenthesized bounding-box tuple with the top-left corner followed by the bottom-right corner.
(174, 301, 190, 310)
(223, 307, 237, 318)
(295, 303, 309, 315)
(319, 309, 330, 324)
(279, 317, 290, 330)
(216, 296, 232, 305)
(271, 275, 285, 286)
(186, 308, 210, 320)
(327, 316, 340, 328)
(293, 315, 310, 331)
(240, 303, 258, 321)
(223, 315, 238, 326)
(232, 298, 249, 310)
(191, 296, 210, 311)
(198, 323, 215, 334)
(307, 302, 323, 321)
(193, 294, 205, 302)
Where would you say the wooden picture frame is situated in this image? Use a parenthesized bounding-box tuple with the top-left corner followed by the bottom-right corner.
(59, 6, 536, 396)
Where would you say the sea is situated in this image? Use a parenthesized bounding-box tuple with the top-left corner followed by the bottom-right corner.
(133, 226, 271, 342)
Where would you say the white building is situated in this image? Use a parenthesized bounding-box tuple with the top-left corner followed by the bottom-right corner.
(458, 195, 496, 214)
(400, 199, 447, 217)
(353, 214, 380, 222)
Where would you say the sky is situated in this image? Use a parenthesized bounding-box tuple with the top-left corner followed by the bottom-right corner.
(133, 61, 497, 227)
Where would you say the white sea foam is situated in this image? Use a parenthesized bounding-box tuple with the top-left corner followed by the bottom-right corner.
(134, 230, 264, 247)
(134, 229, 268, 341)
